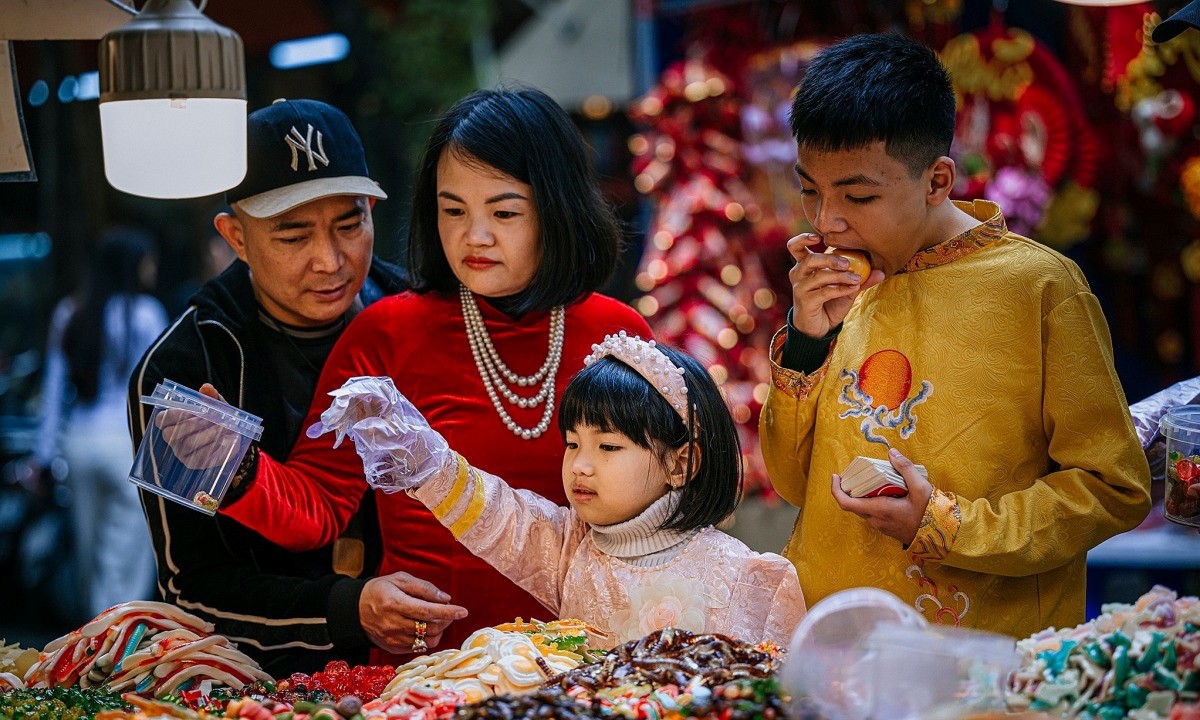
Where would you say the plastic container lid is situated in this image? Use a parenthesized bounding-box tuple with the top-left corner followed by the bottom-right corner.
(1160, 405, 1200, 438)
(867, 622, 1018, 665)
(779, 588, 927, 720)
(142, 379, 264, 441)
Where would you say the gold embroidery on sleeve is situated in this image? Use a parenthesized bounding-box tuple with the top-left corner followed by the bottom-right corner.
(432, 454, 471, 521)
(449, 466, 487, 539)
(908, 487, 961, 562)
(768, 327, 832, 401)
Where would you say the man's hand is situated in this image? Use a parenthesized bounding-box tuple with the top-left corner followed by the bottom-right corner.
(359, 572, 468, 655)
(831, 448, 933, 545)
(152, 383, 237, 470)
(787, 233, 885, 338)
(198, 383, 226, 402)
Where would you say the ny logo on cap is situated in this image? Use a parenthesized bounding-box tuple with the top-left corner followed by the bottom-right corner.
(285, 124, 331, 172)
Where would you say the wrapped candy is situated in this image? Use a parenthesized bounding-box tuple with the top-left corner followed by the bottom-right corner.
(24, 601, 271, 698)
(1130, 377, 1200, 449)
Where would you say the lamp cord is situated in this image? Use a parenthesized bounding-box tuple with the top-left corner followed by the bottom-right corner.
(102, 0, 210, 13)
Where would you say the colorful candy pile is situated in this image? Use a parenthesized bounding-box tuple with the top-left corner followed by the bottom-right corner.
(84, 692, 373, 720)
(537, 629, 782, 720)
(0, 686, 130, 719)
(375, 620, 595, 707)
(452, 687, 599, 720)
(278, 661, 397, 703)
(550, 628, 779, 695)
(450, 677, 794, 720)
(0, 639, 36, 690)
(363, 684, 467, 719)
(1007, 586, 1200, 718)
(22, 601, 272, 698)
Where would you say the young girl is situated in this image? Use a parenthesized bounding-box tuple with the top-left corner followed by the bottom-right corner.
(314, 332, 806, 647)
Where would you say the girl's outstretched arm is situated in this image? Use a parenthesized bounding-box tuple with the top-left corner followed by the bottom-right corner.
(310, 375, 585, 614)
(413, 455, 584, 615)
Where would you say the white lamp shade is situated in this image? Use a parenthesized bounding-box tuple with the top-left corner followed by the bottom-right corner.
(100, 97, 247, 199)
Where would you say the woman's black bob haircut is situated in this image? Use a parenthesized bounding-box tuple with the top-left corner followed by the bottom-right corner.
(789, 33, 956, 177)
(558, 342, 743, 532)
(407, 87, 621, 315)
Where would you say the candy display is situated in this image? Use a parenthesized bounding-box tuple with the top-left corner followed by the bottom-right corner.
(551, 628, 778, 694)
(378, 622, 594, 705)
(363, 684, 468, 719)
(0, 687, 130, 719)
(452, 687, 599, 720)
(1166, 448, 1200, 526)
(88, 692, 374, 720)
(1007, 586, 1200, 718)
(22, 601, 272, 698)
(279, 661, 397, 703)
(0, 640, 36, 690)
(12, 594, 1200, 719)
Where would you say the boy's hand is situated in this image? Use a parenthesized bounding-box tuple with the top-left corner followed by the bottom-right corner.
(831, 448, 933, 545)
(787, 233, 885, 338)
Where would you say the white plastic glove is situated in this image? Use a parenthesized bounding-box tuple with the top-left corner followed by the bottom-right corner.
(306, 376, 453, 493)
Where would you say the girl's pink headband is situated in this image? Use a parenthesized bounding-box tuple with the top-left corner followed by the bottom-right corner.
(583, 332, 690, 425)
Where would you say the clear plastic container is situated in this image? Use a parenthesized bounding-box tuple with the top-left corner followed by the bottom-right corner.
(128, 380, 263, 515)
(779, 587, 927, 720)
(860, 623, 1020, 719)
(1160, 405, 1200, 527)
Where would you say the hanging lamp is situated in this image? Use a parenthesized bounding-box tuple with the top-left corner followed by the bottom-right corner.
(98, 0, 246, 198)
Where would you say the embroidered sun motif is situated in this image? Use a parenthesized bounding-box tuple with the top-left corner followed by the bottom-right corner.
(610, 574, 708, 642)
(838, 350, 933, 446)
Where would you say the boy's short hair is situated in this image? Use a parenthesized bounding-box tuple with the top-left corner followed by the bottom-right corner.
(789, 33, 956, 176)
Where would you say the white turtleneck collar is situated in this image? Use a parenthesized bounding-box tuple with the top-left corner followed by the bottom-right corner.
(589, 490, 699, 568)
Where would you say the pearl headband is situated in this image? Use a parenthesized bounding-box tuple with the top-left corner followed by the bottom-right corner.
(584, 331, 690, 425)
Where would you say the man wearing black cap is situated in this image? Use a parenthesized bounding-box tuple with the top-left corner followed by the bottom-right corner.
(127, 99, 463, 674)
(1153, 0, 1200, 42)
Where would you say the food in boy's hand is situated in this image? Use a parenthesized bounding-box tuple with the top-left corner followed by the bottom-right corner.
(838, 456, 923, 498)
(825, 247, 872, 281)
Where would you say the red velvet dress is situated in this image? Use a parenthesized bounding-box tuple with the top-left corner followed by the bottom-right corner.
(223, 290, 652, 661)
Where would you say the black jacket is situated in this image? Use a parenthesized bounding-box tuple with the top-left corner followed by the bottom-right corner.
(127, 258, 406, 676)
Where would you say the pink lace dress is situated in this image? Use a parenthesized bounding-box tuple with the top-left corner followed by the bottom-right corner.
(412, 459, 806, 648)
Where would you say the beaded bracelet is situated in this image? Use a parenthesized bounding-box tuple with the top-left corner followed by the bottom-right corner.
(225, 444, 260, 501)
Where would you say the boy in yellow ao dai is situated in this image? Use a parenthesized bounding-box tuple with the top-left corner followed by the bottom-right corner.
(762, 200, 1150, 638)
(761, 34, 1150, 640)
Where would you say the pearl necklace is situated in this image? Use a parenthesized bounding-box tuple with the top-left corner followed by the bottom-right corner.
(460, 285, 565, 440)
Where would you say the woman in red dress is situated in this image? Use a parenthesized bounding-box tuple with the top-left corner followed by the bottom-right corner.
(220, 88, 652, 662)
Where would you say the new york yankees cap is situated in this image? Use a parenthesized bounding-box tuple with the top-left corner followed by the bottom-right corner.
(226, 98, 386, 219)
(1153, 0, 1200, 42)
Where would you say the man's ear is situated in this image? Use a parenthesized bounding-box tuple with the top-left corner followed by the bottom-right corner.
(926, 155, 957, 207)
(667, 442, 702, 488)
(214, 210, 249, 263)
